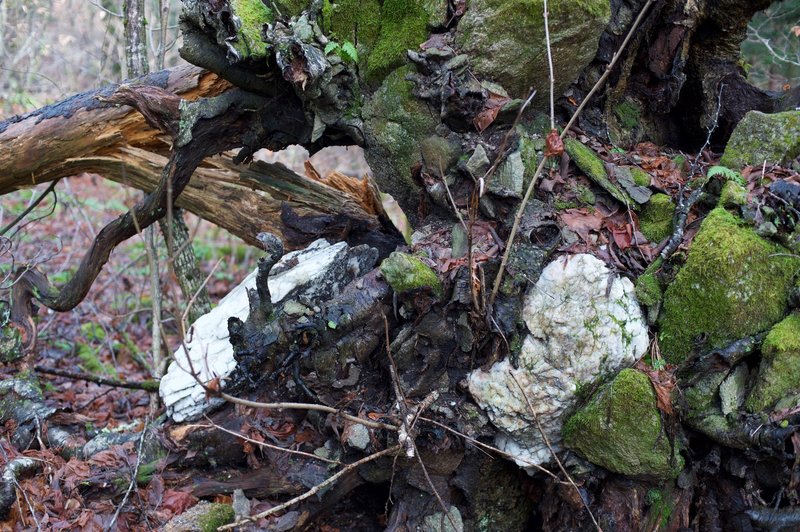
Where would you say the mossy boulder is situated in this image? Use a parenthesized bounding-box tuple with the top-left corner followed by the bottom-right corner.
(565, 138, 634, 207)
(380, 252, 442, 296)
(563, 369, 683, 479)
(720, 110, 800, 169)
(746, 313, 800, 412)
(456, 0, 610, 99)
(363, 66, 437, 218)
(323, 0, 442, 82)
(639, 193, 675, 243)
(659, 208, 800, 363)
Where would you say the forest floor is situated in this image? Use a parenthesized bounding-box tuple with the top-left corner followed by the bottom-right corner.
(1, 135, 799, 529)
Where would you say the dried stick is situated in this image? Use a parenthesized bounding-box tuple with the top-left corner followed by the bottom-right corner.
(33, 366, 160, 391)
(106, 417, 149, 532)
(509, 373, 602, 531)
(0, 179, 61, 237)
(201, 418, 342, 465)
(217, 444, 403, 530)
(489, 0, 656, 307)
(543, 0, 555, 129)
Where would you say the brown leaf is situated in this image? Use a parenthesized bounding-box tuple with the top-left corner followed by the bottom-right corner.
(160, 489, 198, 516)
(544, 129, 564, 158)
(473, 91, 510, 132)
(635, 361, 676, 416)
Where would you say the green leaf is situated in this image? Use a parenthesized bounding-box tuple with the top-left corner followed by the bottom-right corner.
(340, 41, 358, 64)
(707, 165, 745, 186)
(324, 41, 340, 55)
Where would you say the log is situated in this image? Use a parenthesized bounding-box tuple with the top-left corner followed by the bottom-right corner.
(0, 64, 382, 248)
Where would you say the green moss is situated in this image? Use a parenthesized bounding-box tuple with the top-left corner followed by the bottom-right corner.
(327, 0, 381, 47)
(565, 138, 634, 207)
(380, 252, 442, 297)
(198, 503, 235, 532)
(77, 344, 113, 375)
(563, 369, 683, 479)
(746, 313, 800, 412)
(367, 0, 430, 82)
(630, 166, 651, 187)
(720, 110, 800, 169)
(229, 0, 273, 60)
(270, 0, 307, 17)
(635, 273, 662, 307)
(659, 208, 800, 363)
(639, 193, 675, 243)
(718, 180, 748, 209)
(614, 99, 641, 130)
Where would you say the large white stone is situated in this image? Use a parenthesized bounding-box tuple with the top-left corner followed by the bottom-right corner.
(468, 253, 648, 470)
(160, 239, 372, 422)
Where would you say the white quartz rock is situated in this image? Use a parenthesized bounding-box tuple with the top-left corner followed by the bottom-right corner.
(468, 253, 648, 470)
(159, 239, 374, 422)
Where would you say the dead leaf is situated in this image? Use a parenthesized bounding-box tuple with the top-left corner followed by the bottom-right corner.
(544, 129, 564, 158)
(635, 361, 676, 416)
(473, 91, 511, 132)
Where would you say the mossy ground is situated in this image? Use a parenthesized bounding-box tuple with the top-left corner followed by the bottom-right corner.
(639, 193, 675, 243)
(563, 368, 683, 479)
(746, 313, 800, 412)
(659, 208, 800, 363)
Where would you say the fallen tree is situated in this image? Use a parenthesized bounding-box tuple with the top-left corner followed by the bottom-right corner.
(2, 0, 800, 529)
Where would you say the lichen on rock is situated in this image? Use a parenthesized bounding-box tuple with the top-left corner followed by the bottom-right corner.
(720, 110, 800, 169)
(468, 254, 648, 470)
(229, 0, 274, 59)
(563, 368, 683, 479)
(746, 313, 800, 413)
(659, 208, 800, 364)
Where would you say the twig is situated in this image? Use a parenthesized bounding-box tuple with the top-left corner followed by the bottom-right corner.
(33, 365, 160, 391)
(180, 257, 222, 337)
(659, 82, 726, 263)
(106, 417, 150, 532)
(201, 418, 342, 465)
(543, 0, 555, 130)
(509, 373, 601, 531)
(217, 392, 399, 432)
(0, 179, 61, 237)
(217, 445, 403, 529)
(489, 0, 656, 307)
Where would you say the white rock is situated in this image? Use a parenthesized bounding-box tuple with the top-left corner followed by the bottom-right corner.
(160, 239, 368, 422)
(468, 253, 648, 471)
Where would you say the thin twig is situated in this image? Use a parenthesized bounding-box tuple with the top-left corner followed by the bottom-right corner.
(200, 418, 342, 465)
(543, 0, 555, 130)
(180, 257, 222, 337)
(0, 179, 61, 237)
(509, 373, 602, 531)
(218, 444, 403, 529)
(489, 0, 656, 307)
(34, 365, 159, 391)
(106, 417, 150, 532)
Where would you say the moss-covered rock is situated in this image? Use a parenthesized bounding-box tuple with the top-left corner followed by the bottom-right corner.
(635, 273, 662, 308)
(639, 193, 675, 243)
(324, 0, 441, 82)
(565, 138, 634, 207)
(363, 66, 437, 217)
(456, 0, 609, 99)
(614, 99, 642, 131)
(746, 313, 800, 412)
(229, 0, 274, 60)
(563, 368, 683, 479)
(719, 180, 748, 209)
(720, 110, 800, 169)
(630, 166, 651, 187)
(198, 503, 234, 532)
(659, 208, 800, 363)
(380, 252, 442, 296)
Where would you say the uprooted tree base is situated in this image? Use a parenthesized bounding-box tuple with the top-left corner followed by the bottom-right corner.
(2, 0, 800, 529)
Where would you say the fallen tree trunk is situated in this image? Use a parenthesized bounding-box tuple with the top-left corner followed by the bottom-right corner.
(0, 65, 382, 249)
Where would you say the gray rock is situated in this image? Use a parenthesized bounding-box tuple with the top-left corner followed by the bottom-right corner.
(721, 110, 800, 169)
(468, 254, 648, 470)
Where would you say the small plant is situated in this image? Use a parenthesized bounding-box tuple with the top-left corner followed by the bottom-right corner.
(324, 40, 359, 64)
(707, 165, 746, 186)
